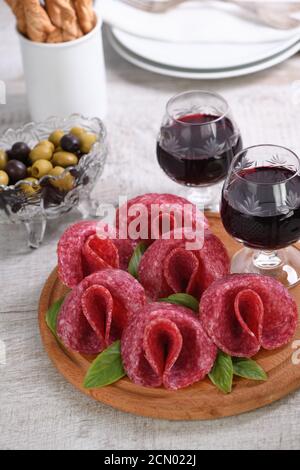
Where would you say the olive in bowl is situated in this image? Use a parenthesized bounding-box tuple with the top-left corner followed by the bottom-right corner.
(61, 133, 80, 153)
(0, 150, 8, 171)
(31, 159, 53, 179)
(9, 142, 31, 164)
(0, 114, 107, 248)
(0, 170, 9, 186)
(6, 160, 27, 184)
(30, 141, 54, 162)
(49, 130, 64, 148)
(52, 151, 78, 168)
(49, 166, 74, 192)
(20, 177, 40, 196)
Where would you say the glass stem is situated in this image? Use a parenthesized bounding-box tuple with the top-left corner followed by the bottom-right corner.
(77, 191, 99, 219)
(186, 184, 222, 212)
(252, 250, 283, 270)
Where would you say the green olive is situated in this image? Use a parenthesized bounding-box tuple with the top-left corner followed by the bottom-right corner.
(70, 127, 85, 139)
(48, 130, 64, 148)
(0, 170, 9, 186)
(39, 140, 55, 151)
(80, 133, 97, 154)
(0, 149, 8, 171)
(31, 159, 53, 178)
(20, 177, 40, 195)
(27, 166, 32, 177)
(49, 166, 74, 191)
(52, 151, 78, 168)
(48, 166, 64, 177)
(30, 142, 54, 163)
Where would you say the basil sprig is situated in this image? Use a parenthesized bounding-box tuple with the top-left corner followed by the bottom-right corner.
(160, 293, 199, 313)
(83, 340, 125, 389)
(232, 357, 268, 381)
(46, 297, 65, 337)
(209, 351, 233, 394)
(128, 242, 148, 279)
(209, 351, 268, 394)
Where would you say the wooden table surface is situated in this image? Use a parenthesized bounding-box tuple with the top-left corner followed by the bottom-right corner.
(0, 3, 300, 450)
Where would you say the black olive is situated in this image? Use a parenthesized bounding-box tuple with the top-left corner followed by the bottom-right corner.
(6, 160, 27, 184)
(10, 142, 31, 163)
(61, 134, 80, 153)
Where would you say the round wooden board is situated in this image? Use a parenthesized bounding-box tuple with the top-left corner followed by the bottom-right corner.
(38, 213, 300, 420)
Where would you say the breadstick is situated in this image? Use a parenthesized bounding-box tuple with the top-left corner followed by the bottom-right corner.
(23, 0, 56, 43)
(72, 0, 96, 34)
(5, 0, 27, 35)
(45, 0, 83, 39)
(62, 30, 79, 41)
(46, 27, 64, 43)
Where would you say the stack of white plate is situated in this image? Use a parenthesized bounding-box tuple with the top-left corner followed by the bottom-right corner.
(99, 0, 300, 79)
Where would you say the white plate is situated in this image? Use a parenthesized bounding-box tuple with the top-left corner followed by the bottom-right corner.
(107, 27, 300, 79)
(99, 0, 300, 45)
(112, 27, 300, 70)
(100, 0, 300, 71)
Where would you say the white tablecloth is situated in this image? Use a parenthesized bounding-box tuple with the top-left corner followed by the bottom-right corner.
(0, 2, 300, 450)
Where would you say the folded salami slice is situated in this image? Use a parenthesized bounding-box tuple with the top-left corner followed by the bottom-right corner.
(116, 193, 209, 244)
(121, 302, 217, 390)
(57, 269, 146, 355)
(200, 274, 298, 358)
(138, 229, 230, 300)
(58, 221, 137, 288)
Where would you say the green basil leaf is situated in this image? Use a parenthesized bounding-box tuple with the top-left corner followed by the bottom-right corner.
(46, 297, 65, 336)
(128, 242, 148, 279)
(83, 340, 125, 389)
(209, 351, 233, 394)
(232, 357, 268, 381)
(160, 293, 199, 313)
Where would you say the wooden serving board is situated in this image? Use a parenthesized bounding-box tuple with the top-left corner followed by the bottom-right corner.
(38, 214, 300, 420)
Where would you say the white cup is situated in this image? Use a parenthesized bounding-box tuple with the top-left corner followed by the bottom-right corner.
(18, 17, 107, 122)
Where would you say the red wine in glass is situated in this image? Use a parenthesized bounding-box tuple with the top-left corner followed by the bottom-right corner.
(221, 166, 300, 250)
(220, 144, 300, 288)
(157, 113, 242, 187)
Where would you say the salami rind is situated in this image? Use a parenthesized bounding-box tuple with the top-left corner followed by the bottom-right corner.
(57, 221, 136, 288)
(138, 229, 230, 300)
(121, 302, 217, 390)
(57, 269, 146, 354)
(200, 274, 298, 358)
(116, 193, 209, 244)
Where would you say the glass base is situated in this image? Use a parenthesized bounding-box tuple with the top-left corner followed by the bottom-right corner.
(231, 245, 300, 288)
(185, 181, 223, 212)
(25, 216, 47, 249)
(77, 192, 100, 219)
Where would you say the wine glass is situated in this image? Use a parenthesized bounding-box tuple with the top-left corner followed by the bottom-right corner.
(221, 144, 300, 287)
(157, 90, 242, 210)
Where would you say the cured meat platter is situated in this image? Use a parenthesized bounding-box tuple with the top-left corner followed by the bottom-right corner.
(39, 209, 300, 421)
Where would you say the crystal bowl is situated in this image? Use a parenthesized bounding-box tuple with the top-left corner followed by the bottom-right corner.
(0, 114, 107, 248)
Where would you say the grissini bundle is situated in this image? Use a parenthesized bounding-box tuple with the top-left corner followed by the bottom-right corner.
(6, 0, 96, 43)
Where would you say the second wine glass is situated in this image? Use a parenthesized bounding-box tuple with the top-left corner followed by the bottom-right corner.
(221, 144, 300, 287)
(157, 90, 242, 210)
